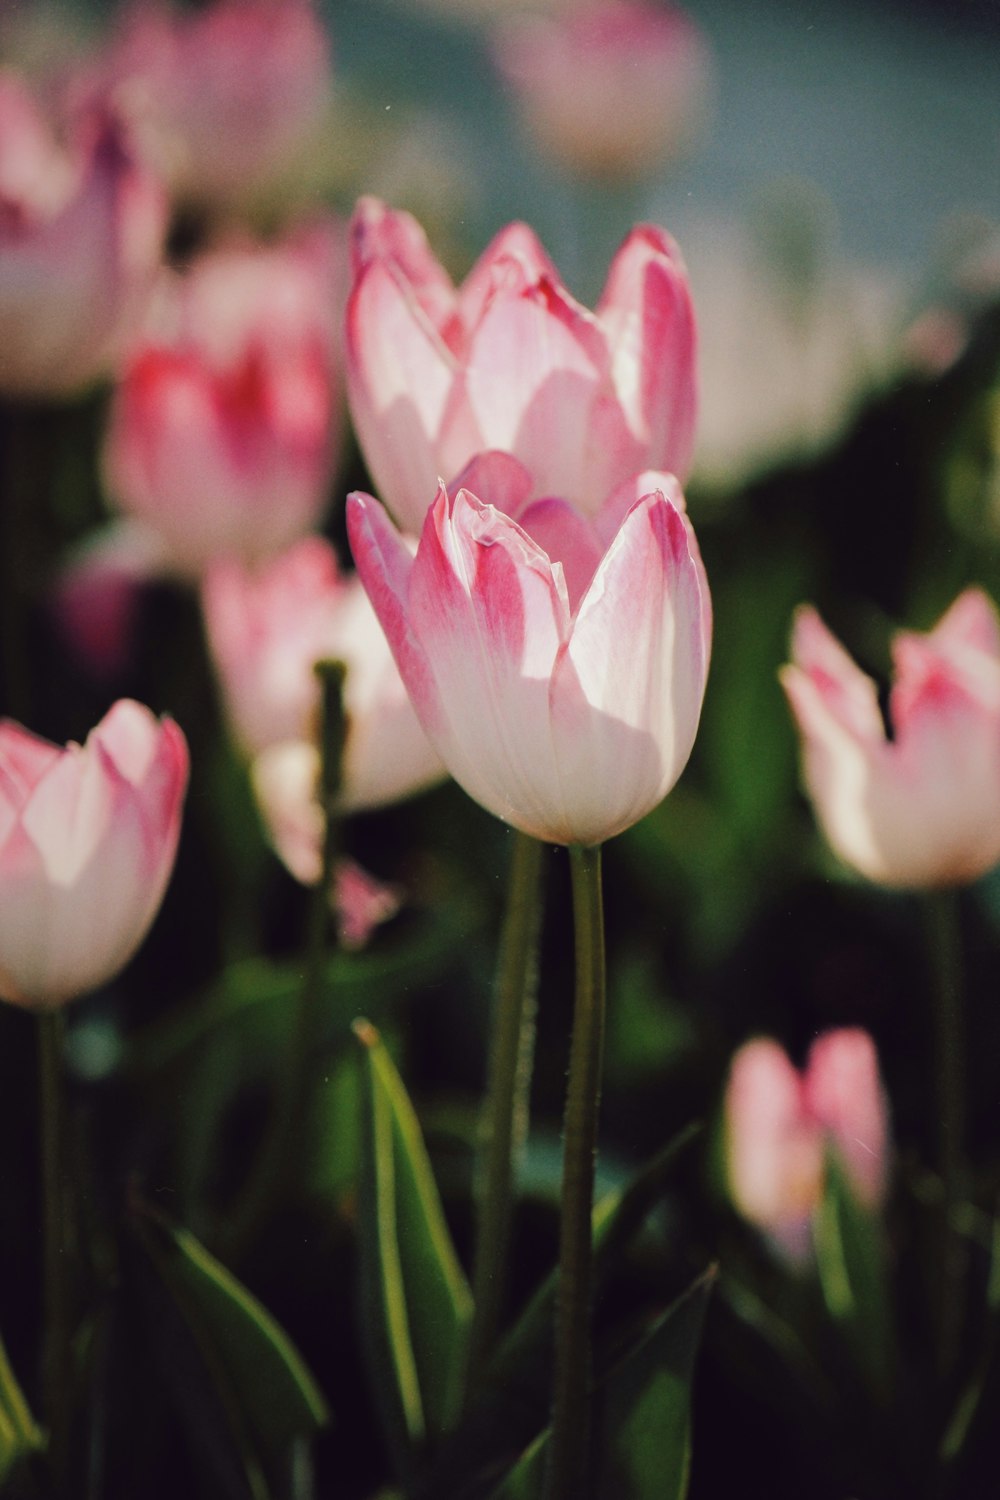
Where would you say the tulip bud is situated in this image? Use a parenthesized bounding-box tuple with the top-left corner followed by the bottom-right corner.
(725, 1030, 890, 1262)
(0, 71, 167, 399)
(0, 701, 188, 1008)
(104, 225, 343, 575)
(347, 459, 710, 847)
(781, 588, 1000, 888)
(494, 1, 713, 183)
(345, 198, 697, 534)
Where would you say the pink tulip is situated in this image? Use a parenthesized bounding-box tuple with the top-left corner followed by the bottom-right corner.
(201, 537, 443, 811)
(84, 0, 332, 208)
(0, 701, 188, 1008)
(345, 197, 697, 535)
(51, 519, 175, 680)
(726, 1029, 889, 1261)
(803, 1029, 889, 1210)
(104, 224, 343, 575)
(494, 0, 713, 182)
(347, 455, 710, 846)
(781, 589, 1000, 888)
(250, 742, 401, 948)
(0, 70, 167, 399)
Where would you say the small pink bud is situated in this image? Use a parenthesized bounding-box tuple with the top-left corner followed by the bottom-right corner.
(726, 1030, 890, 1261)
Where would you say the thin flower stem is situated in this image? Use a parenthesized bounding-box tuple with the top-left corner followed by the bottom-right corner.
(466, 831, 545, 1390)
(225, 661, 347, 1259)
(925, 888, 965, 1381)
(547, 843, 606, 1500)
(38, 1008, 70, 1487)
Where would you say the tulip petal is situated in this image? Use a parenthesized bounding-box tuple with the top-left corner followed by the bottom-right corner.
(597, 225, 698, 482)
(448, 450, 535, 518)
(550, 491, 708, 844)
(346, 262, 465, 533)
(406, 487, 572, 840)
(349, 196, 458, 333)
(517, 496, 604, 610)
(463, 273, 609, 507)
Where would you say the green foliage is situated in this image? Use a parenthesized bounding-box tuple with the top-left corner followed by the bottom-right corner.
(814, 1153, 893, 1401)
(128, 1205, 327, 1498)
(486, 1270, 715, 1500)
(0, 1329, 41, 1486)
(354, 1020, 473, 1478)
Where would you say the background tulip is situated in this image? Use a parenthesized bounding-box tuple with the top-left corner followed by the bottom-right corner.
(0, 701, 188, 1008)
(80, 0, 332, 210)
(345, 198, 697, 534)
(104, 224, 343, 575)
(201, 536, 444, 812)
(726, 1029, 889, 1261)
(347, 467, 710, 847)
(781, 588, 1000, 888)
(0, 71, 167, 399)
(494, 0, 714, 183)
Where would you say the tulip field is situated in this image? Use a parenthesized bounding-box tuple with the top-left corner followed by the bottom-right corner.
(1, 1, 999, 1497)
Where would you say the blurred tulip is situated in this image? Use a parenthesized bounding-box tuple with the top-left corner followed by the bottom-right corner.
(781, 589, 1000, 889)
(347, 457, 710, 847)
(201, 536, 443, 811)
(50, 518, 174, 680)
(726, 1029, 889, 1261)
(83, 0, 332, 209)
(679, 200, 901, 494)
(346, 197, 697, 534)
(0, 700, 188, 1008)
(250, 743, 401, 948)
(494, 1, 713, 182)
(104, 224, 343, 575)
(0, 69, 167, 399)
(804, 1029, 889, 1210)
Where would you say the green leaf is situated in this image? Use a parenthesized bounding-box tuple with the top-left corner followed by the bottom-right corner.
(418, 1124, 702, 1500)
(814, 1151, 893, 1400)
(354, 1020, 473, 1476)
(485, 1269, 715, 1500)
(131, 1204, 328, 1485)
(0, 1326, 41, 1483)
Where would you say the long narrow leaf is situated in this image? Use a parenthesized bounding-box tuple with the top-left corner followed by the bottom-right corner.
(354, 1020, 473, 1477)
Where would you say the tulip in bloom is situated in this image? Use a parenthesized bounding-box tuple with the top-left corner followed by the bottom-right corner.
(201, 536, 443, 811)
(347, 455, 710, 846)
(0, 701, 188, 1008)
(726, 1029, 889, 1262)
(494, 1, 713, 182)
(346, 197, 697, 534)
(105, 224, 343, 575)
(86, 0, 332, 209)
(781, 589, 1000, 888)
(0, 71, 167, 398)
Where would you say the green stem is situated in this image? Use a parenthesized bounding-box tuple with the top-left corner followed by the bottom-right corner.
(546, 844, 606, 1500)
(466, 832, 545, 1389)
(925, 889, 965, 1381)
(38, 1009, 70, 1486)
(224, 662, 347, 1258)
(0, 403, 35, 723)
